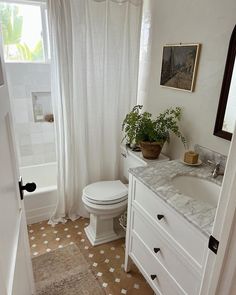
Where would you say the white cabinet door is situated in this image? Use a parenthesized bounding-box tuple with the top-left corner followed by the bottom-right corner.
(0, 30, 35, 295)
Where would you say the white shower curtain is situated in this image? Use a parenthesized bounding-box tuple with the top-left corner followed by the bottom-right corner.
(48, 0, 142, 222)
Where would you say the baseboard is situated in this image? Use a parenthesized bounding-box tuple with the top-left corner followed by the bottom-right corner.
(26, 204, 56, 224)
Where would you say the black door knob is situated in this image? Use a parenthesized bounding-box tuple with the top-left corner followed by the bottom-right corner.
(157, 214, 164, 220)
(24, 182, 37, 192)
(19, 177, 36, 200)
(154, 247, 160, 253)
(150, 274, 157, 280)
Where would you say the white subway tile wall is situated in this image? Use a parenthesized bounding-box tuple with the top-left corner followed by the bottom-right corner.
(6, 63, 56, 167)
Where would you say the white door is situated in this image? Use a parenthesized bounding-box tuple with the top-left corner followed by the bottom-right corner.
(200, 120, 236, 294)
(0, 31, 35, 294)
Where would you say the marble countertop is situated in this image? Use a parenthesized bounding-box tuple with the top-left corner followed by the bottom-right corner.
(129, 160, 223, 237)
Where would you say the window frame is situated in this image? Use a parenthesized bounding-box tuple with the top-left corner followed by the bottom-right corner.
(0, 0, 50, 64)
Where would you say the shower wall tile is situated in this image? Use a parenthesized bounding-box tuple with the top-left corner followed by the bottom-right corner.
(14, 108, 29, 124)
(31, 133, 44, 145)
(44, 152, 56, 163)
(20, 145, 33, 157)
(43, 132, 55, 143)
(20, 156, 34, 167)
(32, 144, 45, 154)
(32, 154, 45, 165)
(15, 123, 30, 135)
(30, 123, 43, 133)
(6, 63, 56, 167)
(19, 134, 32, 146)
(43, 143, 55, 153)
(11, 85, 27, 99)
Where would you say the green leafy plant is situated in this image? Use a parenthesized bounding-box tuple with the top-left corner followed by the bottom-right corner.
(0, 4, 23, 45)
(17, 41, 44, 61)
(122, 105, 186, 147)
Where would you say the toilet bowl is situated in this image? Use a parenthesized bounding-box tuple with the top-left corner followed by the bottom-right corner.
(82, 180, 128, 246)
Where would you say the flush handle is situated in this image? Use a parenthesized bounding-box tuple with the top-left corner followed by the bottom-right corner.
(19, 176, 36, 200)
(154, 248, 160, 253)
(150, 274, 157, 280)
(157, 214, 164, 220)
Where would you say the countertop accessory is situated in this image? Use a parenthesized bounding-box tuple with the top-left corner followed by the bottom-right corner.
(184, 150, 199, 164)
(180, 159, 202, 166)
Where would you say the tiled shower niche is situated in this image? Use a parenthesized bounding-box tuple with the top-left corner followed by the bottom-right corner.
(32, 92, 54, 123)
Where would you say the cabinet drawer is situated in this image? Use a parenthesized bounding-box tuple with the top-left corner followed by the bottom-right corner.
(132, 208, 200, 294)
(133, 179, 207, 267)
(130, 234, 185, 295)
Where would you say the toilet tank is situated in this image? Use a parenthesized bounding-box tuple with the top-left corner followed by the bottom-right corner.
(120, 145, 169, 182)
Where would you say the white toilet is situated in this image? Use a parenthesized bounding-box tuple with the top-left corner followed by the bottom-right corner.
(82, 146, 169, 246)
(82, 180, 128, 246)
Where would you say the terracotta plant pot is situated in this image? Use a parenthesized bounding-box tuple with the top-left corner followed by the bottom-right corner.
(140, 141, 163, 159)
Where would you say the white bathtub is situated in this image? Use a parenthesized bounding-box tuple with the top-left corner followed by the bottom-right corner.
(20, 162, 57, 224)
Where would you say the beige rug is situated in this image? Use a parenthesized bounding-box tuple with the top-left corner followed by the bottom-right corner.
(32, 244, 105, 295)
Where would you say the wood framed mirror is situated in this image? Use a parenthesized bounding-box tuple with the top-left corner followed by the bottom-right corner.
(214, 25, 236, 141)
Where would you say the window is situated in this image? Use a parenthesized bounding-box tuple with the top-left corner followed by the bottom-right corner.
(0, 1, 50, 62)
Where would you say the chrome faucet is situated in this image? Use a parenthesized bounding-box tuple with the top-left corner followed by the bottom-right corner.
(207, 160, 224, 178)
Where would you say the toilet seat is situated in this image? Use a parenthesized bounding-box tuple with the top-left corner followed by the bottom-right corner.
(83, 180, 128, 205)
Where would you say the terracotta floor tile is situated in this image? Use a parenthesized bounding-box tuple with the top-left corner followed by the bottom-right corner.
(28, 218, 153, 294)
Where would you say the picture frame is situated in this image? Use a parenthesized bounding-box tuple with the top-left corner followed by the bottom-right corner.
(160, 43, 200, 92)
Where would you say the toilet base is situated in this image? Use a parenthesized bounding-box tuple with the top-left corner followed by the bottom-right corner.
(85, 213, 125, 246)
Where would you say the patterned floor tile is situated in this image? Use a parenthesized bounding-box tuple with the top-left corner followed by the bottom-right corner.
(28, 219, 153, 295)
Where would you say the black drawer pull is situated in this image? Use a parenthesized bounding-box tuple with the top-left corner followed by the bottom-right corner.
(154, 247, 160, 253)
(157, 214, 164, 220)
(150, 274, 157, 280)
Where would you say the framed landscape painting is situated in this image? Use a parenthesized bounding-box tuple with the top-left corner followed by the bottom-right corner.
(160, 44, 200, 92)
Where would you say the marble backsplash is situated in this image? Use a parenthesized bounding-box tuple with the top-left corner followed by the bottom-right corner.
(194, 144, 227, 171)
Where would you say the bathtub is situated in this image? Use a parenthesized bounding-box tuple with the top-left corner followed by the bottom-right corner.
(20, 162, 57, 224)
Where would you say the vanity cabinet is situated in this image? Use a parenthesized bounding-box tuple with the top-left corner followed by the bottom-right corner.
(125, 175, 209, 295)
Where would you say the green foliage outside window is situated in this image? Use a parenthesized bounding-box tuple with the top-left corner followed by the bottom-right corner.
(0, 3, 44, 62)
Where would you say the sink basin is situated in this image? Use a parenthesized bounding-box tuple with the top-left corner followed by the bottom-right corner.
(172, 175, 220, 207)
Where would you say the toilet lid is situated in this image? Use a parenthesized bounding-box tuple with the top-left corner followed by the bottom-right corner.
(83, 180, 128, 205)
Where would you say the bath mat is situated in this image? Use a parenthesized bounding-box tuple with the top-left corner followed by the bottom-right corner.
(32, 244, 105, 295)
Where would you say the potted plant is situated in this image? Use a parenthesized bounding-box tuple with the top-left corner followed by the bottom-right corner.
(122, 105, 186, 159)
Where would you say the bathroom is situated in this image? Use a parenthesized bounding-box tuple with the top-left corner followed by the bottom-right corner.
(0, 0, 236, 294)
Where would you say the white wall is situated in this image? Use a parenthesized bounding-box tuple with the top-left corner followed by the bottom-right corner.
(6, 63, 56, 167)
(139, 0, 236, 159)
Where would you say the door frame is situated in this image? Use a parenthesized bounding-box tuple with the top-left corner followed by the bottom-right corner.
(200, 122, 236, 294)
(216, 210, 236, 294)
